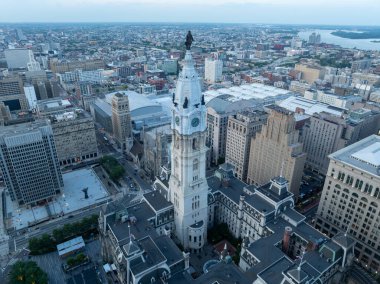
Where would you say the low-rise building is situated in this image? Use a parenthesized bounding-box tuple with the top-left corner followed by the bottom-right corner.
(99, 193, 188, 284)
(209, 165, 356, 284)
(304, 90, 362, 110)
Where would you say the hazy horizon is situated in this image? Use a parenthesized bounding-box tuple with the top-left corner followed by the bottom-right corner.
(1, 0, 379, 26)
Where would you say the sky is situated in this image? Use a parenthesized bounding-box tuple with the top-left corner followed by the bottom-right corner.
(0, 0, 380, 25)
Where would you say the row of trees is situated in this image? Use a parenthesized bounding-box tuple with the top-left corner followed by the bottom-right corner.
(66, 253, 88, 268)
(29, 215, 98, 255)
(100, 155, 125, 181)
(9, 261, 48, 284)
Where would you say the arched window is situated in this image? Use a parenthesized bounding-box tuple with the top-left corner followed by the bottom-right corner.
(361, 197, 368, 203)
(374, 188, 380, 198)
(352, 192, 359, 198)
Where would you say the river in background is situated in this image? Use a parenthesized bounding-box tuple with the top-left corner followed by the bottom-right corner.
(298, 29, 380, 51)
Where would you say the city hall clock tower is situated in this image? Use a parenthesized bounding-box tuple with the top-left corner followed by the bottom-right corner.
(169, 32, 208, 251)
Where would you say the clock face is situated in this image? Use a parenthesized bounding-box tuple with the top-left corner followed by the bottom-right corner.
(191, 117, 200, 127)
(175, 116, 180, 126)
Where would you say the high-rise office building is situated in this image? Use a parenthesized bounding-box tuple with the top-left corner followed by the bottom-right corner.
(111, 93, 132, 150)
(23, 84, 38, 111)
(206, 99, 241, 166)
(37, 98, 98, 166)
(295, 62, 325, 84)
(301, 110, 380, 175)
(168, 49, 209, 251)
(315, 135, 380, 273)
(204, 57, 223, 83)
(75, 81, 93, 98)
(162, 59, 178, 75)
(225, 110, 268, 182)
(0, 102, 11, 126)
(49, 58, 104, 73)
(308, 32, 321, 45)
(0, 120, 63, 206)
(0, 76, 27, 111)
(35, 81, 48, 100)
(247, 105, 306, 197)
(4, 48, 35, 69)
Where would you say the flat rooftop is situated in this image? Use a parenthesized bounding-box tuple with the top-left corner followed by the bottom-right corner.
(351, 142, 380, 167)
(7, 168, 110, 230)
(204, 83, 294, 104)
(0, 120, 49, 138)
(278, 96, 345, 117)
(57, 236, 85, 256)
(37, 98, 72, 111)
(143, 191, 172, 212)
(330, 135, 380, 177)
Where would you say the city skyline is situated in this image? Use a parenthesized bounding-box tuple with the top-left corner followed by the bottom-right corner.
(1, 0, 380, 25)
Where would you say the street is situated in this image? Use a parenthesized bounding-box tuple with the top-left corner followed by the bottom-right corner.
(1, 111, 156, 281)
(9, 207, 103, 253)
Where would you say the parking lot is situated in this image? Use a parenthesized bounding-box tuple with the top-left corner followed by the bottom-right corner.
(30, 239, 105, 284)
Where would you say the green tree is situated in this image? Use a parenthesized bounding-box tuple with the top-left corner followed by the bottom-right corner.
(29, 215, 99, 255)
(67, 257, 76, 267)
(9, 261, 48, 284)
(76, 253, 86, 263)
(100, 155, 125, 181)
(29, 234, 55, 255)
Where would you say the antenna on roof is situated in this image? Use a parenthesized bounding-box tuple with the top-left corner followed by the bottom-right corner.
(297, 249, 306, 271)
(345, 219, 353, 237)
(280, 161, 285, 178)
(128, 223, 132, 245)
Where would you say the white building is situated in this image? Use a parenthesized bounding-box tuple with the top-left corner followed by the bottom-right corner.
(304, 90, 362, 109)
(290, 37, 303, 49)
(168, 50, 209, 252)
(4, 48, 35, 69)
(205, 58, 223, 83)
(23, 84, 38, 111)
(204, 83, 294, 104)
(278, 96, 346, 117)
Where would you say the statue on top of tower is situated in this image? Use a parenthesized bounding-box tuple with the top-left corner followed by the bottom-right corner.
(185, 31, 194, 50)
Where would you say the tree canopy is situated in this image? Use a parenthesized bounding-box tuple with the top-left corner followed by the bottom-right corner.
(9, 261, 48, 284)
(100, 155, 125, 181)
